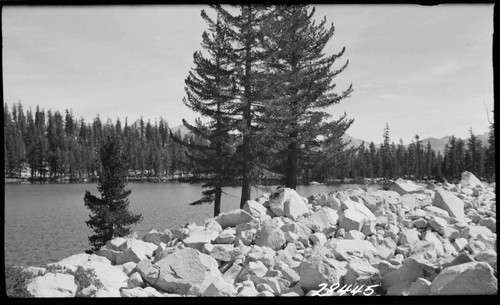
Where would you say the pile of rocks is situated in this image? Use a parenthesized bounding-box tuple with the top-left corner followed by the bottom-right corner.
(24, 171, 497, 297)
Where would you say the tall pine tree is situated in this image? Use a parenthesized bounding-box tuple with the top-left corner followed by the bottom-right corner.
(259, 5, 353, 189)
(180, 9, 238, 216)
(84, 135, 142, 252)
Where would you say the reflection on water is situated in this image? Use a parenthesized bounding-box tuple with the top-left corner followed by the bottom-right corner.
(4, 182, 379, 267)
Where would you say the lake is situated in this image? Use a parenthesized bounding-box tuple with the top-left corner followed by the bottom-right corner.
(4, 182, 377, 267)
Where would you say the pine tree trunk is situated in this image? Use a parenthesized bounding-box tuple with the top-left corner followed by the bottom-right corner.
(285, 141, 298, 189)
(214, 185, 222, 217)
(240, 22, 253, 209)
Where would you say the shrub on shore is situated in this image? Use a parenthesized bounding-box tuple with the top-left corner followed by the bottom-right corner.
(5, 265, 34, 298)
(5, 264, 103, 298)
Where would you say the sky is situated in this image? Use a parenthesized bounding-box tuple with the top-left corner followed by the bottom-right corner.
(2, 4, 494, 144)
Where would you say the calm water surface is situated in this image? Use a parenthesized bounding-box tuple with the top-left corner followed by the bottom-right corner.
(4, 182, 374, 267)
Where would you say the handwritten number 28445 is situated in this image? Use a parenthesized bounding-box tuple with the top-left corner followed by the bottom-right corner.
(312, 283, 378, 296)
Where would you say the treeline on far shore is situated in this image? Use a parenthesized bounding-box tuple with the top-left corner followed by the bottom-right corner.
(4, 101, 496, 186)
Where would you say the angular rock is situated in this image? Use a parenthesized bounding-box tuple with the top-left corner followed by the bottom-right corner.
(214, 209, 256, 229)
(344, 259, 381, 287)
(268, 188, 309, 220)
(409, 240, 437, 262)
(381, 258, 425, 290)
(427, 216, 448, 235)
(243, 200, 269, 218)
(214, 227, 236, 244)
(430, 261, 497, 295)
(300, 207, 339, 233)
(182, 228, 219, 251)
(412, 218, 428, 229)
(452, 238, 468, 252)
(309, 232, 327, 246)
(460, 171, 484, 189)
(421, 231, 444, 257)
(339, 209, 366, 231)
(316, 193, 341, 210)
(399, 228, 420, 246)
(120, 287, 162, 297)
(298, 252, 343, 292)
(406, 209, 428, 220)
(464, 225, 494, 239)
(281, 223, 312, 248)
(345, 230, 365, 240)
(361, 220, 376, 236)
(136, 248, 224, 295)
(254, 221, 286, 251)
(106, 237, 127, 251)
(390, 178, 425, 196)
(142, 229, 174, 246)
(280, 265, 300, 284)
(127, 271, 146, 289)
(326, 239, 376, 261)
(424, 206, 450, 218)
(222, 263, 243, 285)
(26, 273, 77, 297)
(386, 280, 412, 295)
(358, 193, 387, 216)
(239, 261, 269, 280)
(473, 250, 497, 275)
(432, 188, 465, 220)
(478, 217, 496, 233)
(95, 248, 121, 265)
(204, 219, 223, 233)
(209, 244, 241, 262)
(79, 261, 129, 291)
(115, 239, 158, 265)
(408, 278, 431, 295)
(236, 280, 259, 296)
(441, 252, 474, 269)
(202, 280, 238, 296)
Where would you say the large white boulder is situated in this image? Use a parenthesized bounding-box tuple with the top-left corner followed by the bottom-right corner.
(399, 228, 420, 246)
(209, 244, 245, 262)
(142, 229, 174, 246)
(316, 193, 342, 210)
(432, 188, 465, 220)
(407, 278, 431, 295)
(298, 252, 344, 292)
(381, 258, 425, 290)
(389, 178, 425, 195)
(243, 200, 270, 218)
(300, 207, 339, 233)
(280, 222, 312, 247)
(26, 273, 77, 297)
(268, 188, 309, 220)
(215, 227, 236, 244)
(136, 247, 224, 295)
(460, 171, 484, 189)
(115, 239, 158, 265)
(254, 220, 286, 251)
(182, 228, 219, 251)
(80, 260, 129, 291)
(430, 261, 497, 295)
(214, 209, 256, 229)
(326, 239, 376, 261)
(339, 209, 366, 231)
(344, 259, 381, 287)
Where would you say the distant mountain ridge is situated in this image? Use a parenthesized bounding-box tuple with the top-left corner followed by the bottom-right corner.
(172, 124, 489, 154)
(344, 133, 490, 154)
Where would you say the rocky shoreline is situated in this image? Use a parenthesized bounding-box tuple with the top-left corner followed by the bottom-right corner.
(22, 171, 496, 297)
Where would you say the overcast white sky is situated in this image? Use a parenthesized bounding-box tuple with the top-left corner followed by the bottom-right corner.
(2, 4, 494, 144)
